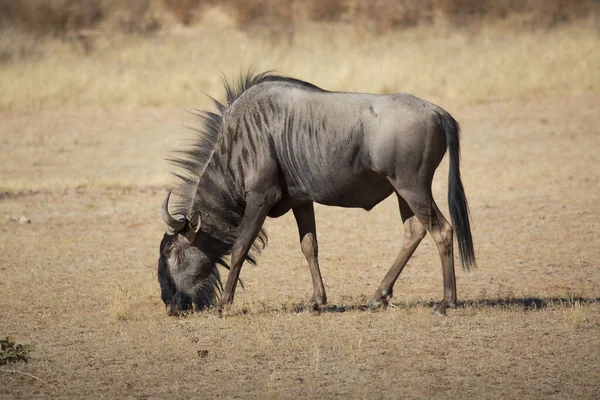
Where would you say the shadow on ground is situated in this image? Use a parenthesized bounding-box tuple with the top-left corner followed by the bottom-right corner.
(319, 296, 600, 313)
(193, 296, 600, 318)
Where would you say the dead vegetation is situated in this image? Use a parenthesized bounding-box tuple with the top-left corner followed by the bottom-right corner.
(0, 2, 599, 398)
(0, 23, 598, 111)
(0, 1, 597, 111)
(109, 286, 133, 321)
(1, 93, 599, 398)
(1, 0, 598, 35)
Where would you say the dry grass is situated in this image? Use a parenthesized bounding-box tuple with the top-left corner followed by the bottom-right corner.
(563, 301, 591, 329)
(1, 0, 598, 34)
(109, 286, 132, 320)
(1, 9, 599, 397)
(1, 93, 599, 398)
(0, 21, 599, 111)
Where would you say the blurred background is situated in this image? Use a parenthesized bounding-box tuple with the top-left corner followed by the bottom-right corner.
(0, 0, 599, 110)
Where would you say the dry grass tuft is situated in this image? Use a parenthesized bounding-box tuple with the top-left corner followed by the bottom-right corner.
(564, 301, 592, 329)
(110, 285, 133, 321)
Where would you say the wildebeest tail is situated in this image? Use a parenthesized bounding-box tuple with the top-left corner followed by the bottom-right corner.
(440, 111, 476, 270)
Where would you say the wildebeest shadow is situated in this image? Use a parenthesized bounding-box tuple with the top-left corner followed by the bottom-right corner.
(455, 296, 599, 310)
(178, 296, 598, 318)
(288, 296, 599, 315)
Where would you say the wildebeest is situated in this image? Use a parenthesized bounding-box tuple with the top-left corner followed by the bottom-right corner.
(158, 71, 475, 316)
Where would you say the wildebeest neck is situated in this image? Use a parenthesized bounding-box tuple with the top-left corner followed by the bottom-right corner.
(189, 155, 267, 267)
(191, 157, 245, 248)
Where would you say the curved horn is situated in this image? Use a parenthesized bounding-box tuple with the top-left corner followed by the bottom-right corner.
(161, 191, 185, 231)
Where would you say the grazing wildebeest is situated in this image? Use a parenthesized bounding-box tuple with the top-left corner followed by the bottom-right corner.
(158, 71, 476, 316)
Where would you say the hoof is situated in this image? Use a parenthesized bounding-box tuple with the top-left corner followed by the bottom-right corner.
(369, 300, 387, 311)
(433, 300, 455, 316)
(309, 301, 322, 314)
(432, 308, 446, 317)
(371, 288, 392, 311)
(217, 302, 229, 316)
(308, 296, 326, 312)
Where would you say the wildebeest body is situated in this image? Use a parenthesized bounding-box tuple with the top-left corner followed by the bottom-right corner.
(219, 85, 446, 214)
(158, 72, 475, 315)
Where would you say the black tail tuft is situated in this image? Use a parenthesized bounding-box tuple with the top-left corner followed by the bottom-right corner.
(440, 112, 476, 270)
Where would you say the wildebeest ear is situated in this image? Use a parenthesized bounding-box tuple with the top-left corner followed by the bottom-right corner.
(188, 212, 202, 234)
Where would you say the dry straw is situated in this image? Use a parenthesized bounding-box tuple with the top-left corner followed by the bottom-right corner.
(0, 1, 598, 111)
(110, 285, 132, 320)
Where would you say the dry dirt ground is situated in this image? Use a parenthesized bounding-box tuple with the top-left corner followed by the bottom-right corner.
(1, 95, 599, 399)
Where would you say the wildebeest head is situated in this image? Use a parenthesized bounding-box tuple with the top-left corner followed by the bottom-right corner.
(158, 191, 221, 315)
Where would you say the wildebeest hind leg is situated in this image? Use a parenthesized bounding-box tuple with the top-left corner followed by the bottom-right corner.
(371, 195, 426, 309)
(395, 185, 457, 315)
(293, 203, 327, 310)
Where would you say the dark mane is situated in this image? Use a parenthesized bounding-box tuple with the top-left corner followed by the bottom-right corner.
(258, 74, 325, 92)
(166, 71, 319, 270)
(167, 71, 323, 214)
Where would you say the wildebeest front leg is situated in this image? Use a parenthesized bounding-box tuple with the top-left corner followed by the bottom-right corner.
(293, 203, 326, 310)
(218, 190, 279, 310)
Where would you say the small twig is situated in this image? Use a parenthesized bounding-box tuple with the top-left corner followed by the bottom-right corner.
(0, 368, 46, 384)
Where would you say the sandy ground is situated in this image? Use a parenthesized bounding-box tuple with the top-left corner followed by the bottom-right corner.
(1, 95, 599, 399)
